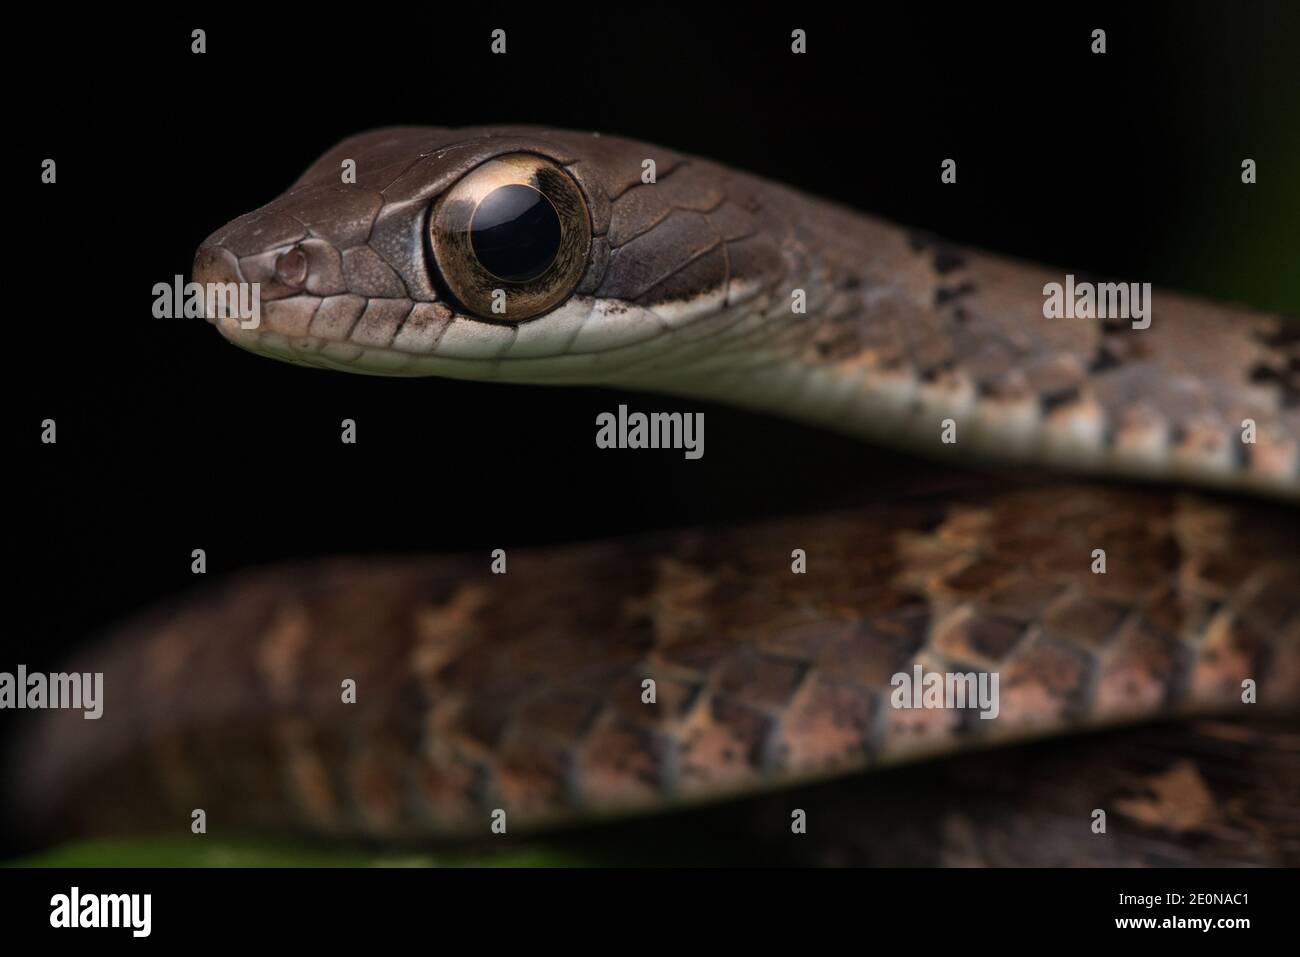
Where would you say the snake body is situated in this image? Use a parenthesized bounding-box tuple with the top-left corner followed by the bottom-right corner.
(13, 127, 1300, 849)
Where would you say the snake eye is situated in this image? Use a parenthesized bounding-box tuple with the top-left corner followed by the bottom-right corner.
(429, 153, 591, 322)
(471, 185, 561, 282)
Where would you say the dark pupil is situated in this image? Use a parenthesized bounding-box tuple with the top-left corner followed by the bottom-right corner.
(469, 184, 562, 282)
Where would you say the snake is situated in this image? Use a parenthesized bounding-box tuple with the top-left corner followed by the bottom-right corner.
(12, 127, 1300, 859)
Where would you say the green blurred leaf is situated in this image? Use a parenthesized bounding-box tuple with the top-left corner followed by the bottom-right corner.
(7, 838, 593, 868)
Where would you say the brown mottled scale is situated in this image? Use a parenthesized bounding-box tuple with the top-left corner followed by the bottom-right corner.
(16, 482, 1299, 844)
(584, 720, 1300, 865)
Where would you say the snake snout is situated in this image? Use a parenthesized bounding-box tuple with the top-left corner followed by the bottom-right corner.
(192, 225, 345, 369)
(191, 243, 255, 342)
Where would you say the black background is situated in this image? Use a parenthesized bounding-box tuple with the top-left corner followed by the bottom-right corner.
(5, 2, 1298, 857)
(0, 866, 1291, 943)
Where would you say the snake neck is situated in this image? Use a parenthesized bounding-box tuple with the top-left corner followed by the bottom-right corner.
(614, 198, 1298, 500)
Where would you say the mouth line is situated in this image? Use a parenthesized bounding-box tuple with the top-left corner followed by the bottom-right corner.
(213, 320, 430, 375)
(207, 287, 755, 386)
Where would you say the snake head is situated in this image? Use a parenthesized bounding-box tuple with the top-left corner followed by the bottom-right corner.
(192, 125, 783, 384)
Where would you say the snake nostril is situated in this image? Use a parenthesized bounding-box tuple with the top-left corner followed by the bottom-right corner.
(275, 245, 308, 286)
